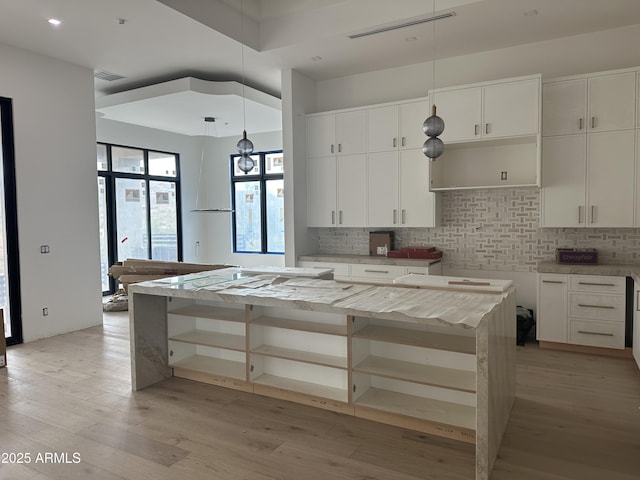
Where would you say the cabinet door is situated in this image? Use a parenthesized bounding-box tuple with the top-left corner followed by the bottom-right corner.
(336, 110, 366, 155)
(537, 274, 568, 343)
(307, 114, 336, 158)
(399, 100, 429, 149)
(542, 79, 587, 136)
(337, 154, 367, 226)
(433, 86, 482, 143)
(588, 72, 636, 132)
(541, 135, 586, 227)
(368, 105, 399, 153)
(399, 150, 437, 227)
(587, 130, 635, 227)
(307, 156, 336, 227)
(367, 151, 399, 227)
(483, 78, 540, 138)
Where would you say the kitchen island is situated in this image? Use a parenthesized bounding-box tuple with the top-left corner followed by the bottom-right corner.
(128, 267, 516, 480)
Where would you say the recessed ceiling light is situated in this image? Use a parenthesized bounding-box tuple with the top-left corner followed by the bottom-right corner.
(524, 9, 538, 17)
(405, 36, 418, 42)
(311, 56, 323, 61)
(48, 18, 62, 26)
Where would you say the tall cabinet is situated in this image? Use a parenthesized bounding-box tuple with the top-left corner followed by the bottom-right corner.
(541, 69, 637, 227)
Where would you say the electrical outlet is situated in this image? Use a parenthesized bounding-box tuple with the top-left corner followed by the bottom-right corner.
(500, 171, 508, 181)
(40, 245, 50, 254)
(42, 307, 48, 316)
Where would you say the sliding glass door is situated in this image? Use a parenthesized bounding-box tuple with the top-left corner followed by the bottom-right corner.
(0, 97, 22, 345)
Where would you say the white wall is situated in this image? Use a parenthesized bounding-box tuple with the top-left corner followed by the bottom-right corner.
(315, 23, 640, 111)
(0, 43, 102, 342)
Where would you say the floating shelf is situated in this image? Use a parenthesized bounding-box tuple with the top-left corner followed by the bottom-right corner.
(169, 330, 245, 351)
(252, 344, 347, 369)
(252, 373, 347, 403)
(169, 354, 245, 380)
(353, 325, 476, 355)
(353, 356, 476, 393)
(169, 304, 246, 322)
(251, 315, 347, 336)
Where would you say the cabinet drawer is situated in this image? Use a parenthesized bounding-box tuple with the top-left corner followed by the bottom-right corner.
(405, 266, 430, 276)
(569, 319, 625, 349)
(298, 261, 350, 279)
(350, 264, 406, 281)
(569, 275, 625, 294)
(568, 293, 625, 322)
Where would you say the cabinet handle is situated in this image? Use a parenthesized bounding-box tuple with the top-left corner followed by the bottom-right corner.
(577, 304, 615, 309)
(591, 116, 595, 129)
(402, 209, 406, 224)
(579, 118, 583, 130)
(331, 210, 336, 225)
(578, 205, 583, 224)
(578, 282, 616, 287)
(542, 280, 564, 284)
(485, 123, 489, 135)
(331, 144, 334, 154)
(392, 209, 397, 224)
(364, 269, 389, 274)
(338, 143, 342, 153)
(474, 124, 479, 136)
(401, 137, 406, 147)
(577, 330, 614, 337)
(393, 138, 397, 148)
(339, 210, 343, 224)
(590, 205, 596, 223)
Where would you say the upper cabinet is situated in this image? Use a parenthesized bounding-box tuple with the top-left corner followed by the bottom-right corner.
(429, 74, 542, 191)
(307, 110, 366, 158)
(367, 100, 429, 153)
(543, 72, 636, 137)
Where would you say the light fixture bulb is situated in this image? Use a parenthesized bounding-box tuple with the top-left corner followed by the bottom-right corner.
(48, 18, 62, 26)
(237, 153, 255, 174)
(237, 130, 254, 155)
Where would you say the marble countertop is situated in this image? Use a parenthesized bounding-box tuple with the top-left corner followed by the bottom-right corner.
(129, 267, 512, 329)
(299, 253, 440, 267)
(538, 261, 640, 279)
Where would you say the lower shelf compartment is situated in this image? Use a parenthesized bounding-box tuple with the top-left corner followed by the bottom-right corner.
(252, 373, 348, 403)
(354, 387, 476, 432)
(169, 354, 245, 380)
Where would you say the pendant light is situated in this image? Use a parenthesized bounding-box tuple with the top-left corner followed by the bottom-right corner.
(423, 0, 445, 160)
(191, 117, 233, 213)
(236, 0, 254, 174)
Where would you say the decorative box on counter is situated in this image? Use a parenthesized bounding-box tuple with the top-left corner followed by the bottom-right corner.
(555, 248, 597, 264)
(369, 231, 395, 256)
(387, 246, 443, 260)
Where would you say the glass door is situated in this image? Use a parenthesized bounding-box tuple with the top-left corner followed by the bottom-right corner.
(0, 97, 22, 345)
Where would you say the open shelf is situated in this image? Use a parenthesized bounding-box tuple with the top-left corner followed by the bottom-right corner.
(169, 330, 245, 351)
(251, 315, 347, 336)
(169, 354, 245, 380)
(252, 373, 347, 403)
(353, 325, 476, 355)
(169, 304, 246, 322)
(354, 387, 476, 431)
(353, 356, 476, 393)
(252, 344, 347, 369)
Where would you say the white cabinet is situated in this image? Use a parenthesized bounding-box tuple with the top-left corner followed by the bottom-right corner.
(367, 100, 429, 153)
(434, 76, 540, 143)
(541, 130, 635, 228)
(536, 274, 568, 343)
(298, 259, 441, 284)
(307, 110, 366, 158)
(543, 72, 636, 137)
(367, 150, 439, 228)
(634, 282, 640, 370)
(307, 154, 367, 227)
(537, 273, 626, 350)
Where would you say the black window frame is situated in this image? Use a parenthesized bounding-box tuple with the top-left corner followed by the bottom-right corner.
(230, 150, 284, 255)
(98, 142, 183, 294)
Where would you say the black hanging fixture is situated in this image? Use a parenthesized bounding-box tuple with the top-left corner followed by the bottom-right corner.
(236, 0, 254, 174)
(423, 0, 445, 160)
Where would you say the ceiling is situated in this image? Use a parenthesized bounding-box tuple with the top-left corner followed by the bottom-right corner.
(3, 0, 640, 136)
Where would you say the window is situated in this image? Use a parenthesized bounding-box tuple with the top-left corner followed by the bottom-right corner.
(231, 150, 284, 254)
(98, 143, 182, 294)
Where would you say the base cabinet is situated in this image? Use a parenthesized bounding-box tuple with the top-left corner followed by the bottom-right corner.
(537, 273, 626, 349)
(298, 259, 442, 284)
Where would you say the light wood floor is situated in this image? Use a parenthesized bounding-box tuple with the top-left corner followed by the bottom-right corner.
(1, 312, 639, 480)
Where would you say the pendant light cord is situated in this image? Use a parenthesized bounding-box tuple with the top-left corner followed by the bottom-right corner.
(240, 0, 246, 134)
(431, 0, 436, 102)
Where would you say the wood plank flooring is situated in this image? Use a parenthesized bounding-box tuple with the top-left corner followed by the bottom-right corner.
(0, 311, 638, 479)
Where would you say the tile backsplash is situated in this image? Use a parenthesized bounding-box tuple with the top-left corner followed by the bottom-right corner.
(314, 187, 640, 272)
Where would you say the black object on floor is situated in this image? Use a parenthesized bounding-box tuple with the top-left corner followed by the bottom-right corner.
(516, 306, 535, 346)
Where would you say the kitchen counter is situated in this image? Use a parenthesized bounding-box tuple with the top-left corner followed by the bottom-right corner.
(299, 253, 440, 267)
(538, 261, 640, 279)
(128, 267, 516, 480)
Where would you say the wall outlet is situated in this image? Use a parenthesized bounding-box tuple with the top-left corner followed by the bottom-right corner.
(42, 307, 48, 316)
(40, 245, 50, 254)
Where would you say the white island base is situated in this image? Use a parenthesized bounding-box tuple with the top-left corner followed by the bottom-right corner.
(128, 269, 516, 480)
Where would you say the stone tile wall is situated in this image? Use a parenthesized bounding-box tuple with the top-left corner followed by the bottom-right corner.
(314, 187, 640, 272)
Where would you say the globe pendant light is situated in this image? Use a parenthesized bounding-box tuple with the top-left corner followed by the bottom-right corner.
(423, 0, 445, 160)
(236, 0, 254, 174)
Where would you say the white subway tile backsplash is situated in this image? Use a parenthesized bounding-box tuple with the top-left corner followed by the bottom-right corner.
(313, 187, 640, 272)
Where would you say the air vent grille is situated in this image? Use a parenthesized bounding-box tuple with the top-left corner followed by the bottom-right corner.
(94, 70, 126, 82)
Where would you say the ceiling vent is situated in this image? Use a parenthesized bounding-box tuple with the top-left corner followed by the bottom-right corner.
(94, 70, 126, 82)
